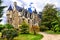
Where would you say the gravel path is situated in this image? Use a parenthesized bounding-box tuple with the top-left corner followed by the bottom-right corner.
(39, 32, 60, 40)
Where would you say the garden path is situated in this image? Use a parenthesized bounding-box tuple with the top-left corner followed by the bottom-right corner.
(39, 32, 60, 40)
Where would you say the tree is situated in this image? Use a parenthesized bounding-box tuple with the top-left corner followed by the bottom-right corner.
(42, 4, 57, 30)
(4, 23, 14, 29)
(0, 23, 14, 32)
(32, 25, 39, 35)
(19, 21, 29, 34)
(0, 0, 6, 21)
(0, 24, 5, 32)
(51, 20, 60, 32)
(51, 9, 60, 32)
(1, 29, 18, 40)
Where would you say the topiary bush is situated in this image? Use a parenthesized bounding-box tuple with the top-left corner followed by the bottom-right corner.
(1, 29, 18, 40)
(20, 21, 29, 34)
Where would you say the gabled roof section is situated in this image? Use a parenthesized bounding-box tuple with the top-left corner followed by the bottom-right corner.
(16, 6, 23, 12)
(33, 9, 37, 14)
(28, 7, 32, 14)
(24, 9, 28, 13)
(8, 5, 12, 11)
(38, 12, 42, 19)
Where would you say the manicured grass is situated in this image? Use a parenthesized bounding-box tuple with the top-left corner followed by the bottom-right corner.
(0, 32, 43, 40)
(46, 30, 60, 34)
(14, 34, 43, 40)
(0, 32, 2, 38)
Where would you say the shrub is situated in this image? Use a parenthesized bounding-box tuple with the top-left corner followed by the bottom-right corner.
(4, 23, 14, 29)
(51, 21, 60, 32)
(1, 29, 18, 40)
(20, 21, 29, 34)
(0, 24, 5, 32)
(32, 25, 40, 35)
(40, 25, 48, 32)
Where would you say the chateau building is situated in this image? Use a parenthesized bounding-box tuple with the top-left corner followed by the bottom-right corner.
(6, 2, 41, 29)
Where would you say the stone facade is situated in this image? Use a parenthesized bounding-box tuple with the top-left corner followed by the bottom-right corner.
(6, 2, 41, 30)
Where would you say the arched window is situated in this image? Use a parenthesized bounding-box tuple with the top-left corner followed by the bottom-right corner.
(10, 18, 12, 24)
(30, 13, 32, 19)
(25, 11, 27, 18)
(28, 19, 30, 23)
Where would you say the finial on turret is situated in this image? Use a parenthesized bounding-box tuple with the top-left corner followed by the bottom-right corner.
(14, 2, 17, 6)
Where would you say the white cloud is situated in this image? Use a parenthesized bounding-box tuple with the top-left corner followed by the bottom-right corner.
(2, 0, 60, 11)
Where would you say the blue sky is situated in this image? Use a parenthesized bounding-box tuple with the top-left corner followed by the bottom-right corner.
(0, 0, 60, 24)
(1, 0, 60, 12)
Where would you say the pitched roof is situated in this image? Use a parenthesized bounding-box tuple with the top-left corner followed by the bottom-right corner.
(33, 9, 37, 14)
(16, 6, 23, 12)
(38, 12, 42, 19)
(28, 7, 32, 13)
(8, 5, 12, 10)
(8, 5, 33, 13)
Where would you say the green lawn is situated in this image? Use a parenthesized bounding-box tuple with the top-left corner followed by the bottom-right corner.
(0, 32, 2, 38)
(46, 30, 60, 34)
(14, 34, 43, 40)
(0, 32, 43, 40)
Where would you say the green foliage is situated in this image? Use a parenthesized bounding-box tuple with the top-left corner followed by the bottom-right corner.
(14, 34, 43, 40)
(42, 3, 58, 31)
(0, 24, 5, 32)
(0, 24, 14, 32)
(20, 21, 29, 34)
(46, 30, 60, 34)
(0, 0, 2, 4)
(1, 29, 18, 40)
(40, 25, 48, 31)
(0, 0, 6, 18)
(41, 3, 60, 32)
(4, 23, 14, 29)
(51, 20, 60, 32)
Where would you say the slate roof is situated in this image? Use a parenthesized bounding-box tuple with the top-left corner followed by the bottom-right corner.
(28, 7, 32, 14)
(33, 9, 37, 14)
(8, 5, 12, 10)
(8, 5, 33, 13)
(38, 12, 42, 19)
(16, 6, 23, 12)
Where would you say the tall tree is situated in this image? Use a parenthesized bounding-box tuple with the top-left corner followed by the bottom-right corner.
(0, 0, 6, 21)
(0, 0, 5, 17)
(42, 4, 57, 30)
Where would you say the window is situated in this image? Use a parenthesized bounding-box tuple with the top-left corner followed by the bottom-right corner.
(25, 12, 27, 18)
(7, 20, 9, 23)
(28, 19, 30, 23)
(10, 18, 12, 24)
(22, 18, 25, 21)
(33, 19, 36, 24)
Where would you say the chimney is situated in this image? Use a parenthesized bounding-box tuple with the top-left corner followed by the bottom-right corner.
(13, 2, 17, 11)
(14, 2, 17, 7)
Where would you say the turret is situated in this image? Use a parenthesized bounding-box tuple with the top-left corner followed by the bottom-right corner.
(13, 2, 17, 11)
(6, 5, 13, 24)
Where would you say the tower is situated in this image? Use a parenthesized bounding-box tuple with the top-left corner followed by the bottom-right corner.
(6, 5, 13, 24)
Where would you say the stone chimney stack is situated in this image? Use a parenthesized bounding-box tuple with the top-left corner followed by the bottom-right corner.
(14, 2, 17, 7)
(13, 2, 17, 11)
